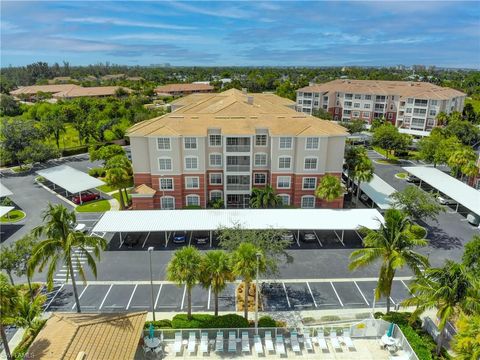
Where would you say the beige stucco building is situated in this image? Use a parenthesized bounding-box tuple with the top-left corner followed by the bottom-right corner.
(127, 89, 348, 209)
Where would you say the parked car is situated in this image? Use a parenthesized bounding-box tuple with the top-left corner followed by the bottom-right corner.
(360, 193, 370, 203)
(194, 235, 209, 245)
(173, 232, 187, 244)
(467, 213, 480, 227)
(281, 232, 295, 242)
(406, 175, 420, 183)
(74, 223, 87, 233)
(436, 195, 456, 206)
(72, 192, 100, 205)
(302, 232, 316, 242)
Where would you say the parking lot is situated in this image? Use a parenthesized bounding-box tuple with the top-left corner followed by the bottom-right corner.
(42, 279, 412, 313)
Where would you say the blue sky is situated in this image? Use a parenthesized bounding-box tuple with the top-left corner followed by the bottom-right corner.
(1, 1, 479, 68)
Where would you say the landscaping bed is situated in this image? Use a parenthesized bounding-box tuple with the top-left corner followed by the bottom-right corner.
(75, 199, 111, 212)
(395, 172, 408, 179)
(0, 209, 26, 223)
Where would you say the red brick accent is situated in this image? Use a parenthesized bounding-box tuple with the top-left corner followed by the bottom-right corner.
(181, 174, 207, 208)
(133, 173, 152, 187)
(132, 197, 154, 210)
(271, 173, 294, 199)
(386, 112, 396, 125)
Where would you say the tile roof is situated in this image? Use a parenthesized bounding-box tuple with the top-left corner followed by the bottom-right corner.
(10, 84, 81, 95)
(131, 184, 156, 196)
(155, 83, 214, 93)
(297, 79, 465, 100)
(128, 89, 347, 137)
(27, 312, 147, 360)
(52, 86, 132, 98)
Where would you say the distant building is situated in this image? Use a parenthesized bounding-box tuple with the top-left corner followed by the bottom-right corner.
(101, 74, 126, 81)
(10, 84, 132, 101)
(10, 84, 80, 101)
(296, 79, 466, 135)
(48, 76, 74, 84)
(154, 83, 214, 97)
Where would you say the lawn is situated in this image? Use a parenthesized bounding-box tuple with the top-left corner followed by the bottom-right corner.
(0, 210, 26, 223)
(97, 183, 117, 193)
(465, 97, 480, 113)
(75, 199, 111, 212)
(112, 189, 132, 205)
(45, 123, 82, 149)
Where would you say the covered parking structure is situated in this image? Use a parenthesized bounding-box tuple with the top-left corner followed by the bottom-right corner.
(0, 183, 13, 198)
(359, 174, 396, 210)
(403, 166, 480, 217)
(0, 206, 14, 218)
(92, 208, 384, 248)
(37, 165, 105, 204)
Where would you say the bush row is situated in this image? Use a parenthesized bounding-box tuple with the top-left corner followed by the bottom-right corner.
(145, 314, 281, 329)
(88, 167, 106, 178)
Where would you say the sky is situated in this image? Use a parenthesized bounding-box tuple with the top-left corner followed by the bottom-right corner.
(1, 1, 479, 68)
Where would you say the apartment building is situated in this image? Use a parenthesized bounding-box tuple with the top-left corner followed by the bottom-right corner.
(154, 83, 214, 97)
(10, 84, 132, 101)
(127, 89, 348, 210)
(296, 79, 466, 135)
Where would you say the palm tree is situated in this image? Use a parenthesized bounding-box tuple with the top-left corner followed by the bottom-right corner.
(344, 146, 362, 193)
(14, 292, 45, 330)
(354, 156, 374, 205)
(436, 112, 449, 127)
(250, 185, 281, 208)
(315, 174, 344, 205)
(105, 166, 130, 209)
(166, 246, 202, 320)
(28, 204, 107, 313)
(452, 313, 480, 360)
(349, 209, 428, 313)
(230, 243, 266, 320)
(448, 148, 476, 179)
(0, 273, 18, 360)
(402, 261, 480, 354)
(199, 251, 234, 316)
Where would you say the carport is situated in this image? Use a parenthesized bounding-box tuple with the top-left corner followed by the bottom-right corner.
(403, 166, 480, 217)
(37, 165, 105, 204)
(0, 183, 13, 198)
(91, 208, 384, 248)
(0, 206, 14, 218)
(359, 174, 396, 210)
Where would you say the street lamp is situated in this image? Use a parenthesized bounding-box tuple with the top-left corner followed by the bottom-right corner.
(255, 252, 262, 334)
(148, 246, 156, 322)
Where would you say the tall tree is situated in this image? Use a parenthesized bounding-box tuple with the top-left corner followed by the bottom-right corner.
(250, 185, 281, 209)
(349, 209, 428, 313)
(0, 118, 44, 165)
(354, 156, 374, 205)
(166, 246, 202, 320)
(42, 108, 66, 149)
(28, 204, 106, 313)
(104, 154, 133, 209)
(89, 144, 126, 164)
(344, 146, 366, 193)
(372, 123, 408, 159)
(462, 235, 480, 276)
(230, 243, 266, 319)
(447, 147, 477, 179)
(452, 313, 480, 360)
(199, 251, 234, 316)
(315, 174, 343, 204)
(14, 292, 45, 330)
(390, 186, 444, 222)
(0, 273, 18, 360)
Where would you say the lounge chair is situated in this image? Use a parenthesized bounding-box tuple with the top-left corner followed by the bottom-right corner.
(317, 329, 328, 352)
(200, 332, 209, 354)
(330, 331, 342, 352)
(265, 331, 275, 353)
(290, 331, 301, 353)
(228, 331, 237, 353)
(173, 332, 183, 355)
(304, 333, 313, 352)
(188, 332, 196, 354)
(276, 334, 286, 355)
(215, 331, 224, 352)
(241, 331, 250, 353)
(343, 330, 356, 351)
(254, 335, 264, 355)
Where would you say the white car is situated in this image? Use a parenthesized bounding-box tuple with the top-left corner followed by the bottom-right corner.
(436, 195, 456, 205)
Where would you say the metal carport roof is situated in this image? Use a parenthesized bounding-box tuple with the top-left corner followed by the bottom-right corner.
(360, 174, 396, 210)
(403, 166, 480, 215)
(0, 183, 13, 198)
(36, 165, 105, 194)
(0, 206, 15, 218)
(92, 208, 384, 233)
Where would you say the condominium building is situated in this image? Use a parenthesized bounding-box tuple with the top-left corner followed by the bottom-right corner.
(296, 79, 466, 134)
(127, 89, 348, 210)
(154, 83, 214, 97)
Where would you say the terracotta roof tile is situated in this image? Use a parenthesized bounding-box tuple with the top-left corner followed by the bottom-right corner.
(131, 184, 156, 196)
(155, 83, 214, 92)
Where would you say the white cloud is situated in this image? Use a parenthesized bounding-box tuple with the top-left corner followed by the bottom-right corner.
(169, 1, 252, 19)
(64, 17, 195, 30)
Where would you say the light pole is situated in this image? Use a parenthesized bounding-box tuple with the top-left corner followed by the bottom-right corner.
(371, 288, 376, 318)
(148, 246, 156, 322)
(255, 252, 261, 334)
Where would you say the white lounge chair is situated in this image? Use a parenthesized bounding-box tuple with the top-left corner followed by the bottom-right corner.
(215, 331, 224, 352)
(188, 332, 196, 354)
(304, 333, 313, 352)
(173, 332, 183, 355)
(291, 331, 301, 353)
(228, 331, 237, 353)
(265, 331, 275, 353)
(343, 330, 356, 351)
(330, 331, 342, 352)
(241, 331, 250, 353)
(276, 335, 286, 355)
(317, 330, 328, 352)
(200, 332, 209, 354)
(254, 335, 264, 355)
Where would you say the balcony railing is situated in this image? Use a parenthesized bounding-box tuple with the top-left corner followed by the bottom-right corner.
(226, 184, 250, 191)
(226, 145, 250, 152)
(226, 165, 250, 172)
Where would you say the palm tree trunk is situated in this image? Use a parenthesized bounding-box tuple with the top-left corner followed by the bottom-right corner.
(122, 188, 130, 207)
(7, 271, 14, 286)
(214, 292, 219, 317)
(0, 324, 12, 360)
(187, 287, 192, 320)
(244, 281, 249, 320)
(69, 261, 81, 313)
(356, 181, 361, 206)
(386, 295, 391, 313)
(436, 327, 445, 355)
(27, 275, 34, 302)
(117, 187, 125, 210)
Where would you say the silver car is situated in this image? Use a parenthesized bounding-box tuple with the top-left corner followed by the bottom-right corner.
(302, 232, 316, 242)
(436, 195, 456, 205)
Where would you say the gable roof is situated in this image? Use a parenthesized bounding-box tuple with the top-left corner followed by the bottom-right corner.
(10, 84, 81, 96)
(52, 86, 132, 98)
(155, 83, 214, 92)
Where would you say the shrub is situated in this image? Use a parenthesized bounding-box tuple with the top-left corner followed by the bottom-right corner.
(88, 167, 106, 178)
(183, 205, 202, 210)
(320, 315, 341, 322)
(171, 313, 250, 329)
(302, 317, 315, 325)
(145, 319, 172, 329)
(381, 311, 422, 329)
(258, 316, 277, 328)
(209, 314, 249, 328)
(398, 325, 433, 360)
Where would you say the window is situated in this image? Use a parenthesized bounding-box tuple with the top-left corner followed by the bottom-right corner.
(354, 94, 362, 99)
(209, 153, 222, 167)
(414, 99, 428, 107)
(161, 196, 175, 210)
(365, 95, 372, 100)
(301, 196, 315, 208)
(406, 108, 412, 114)
(304, 157, 318, 170)
(353, 111, 360, 117)
(186, 195, 200, 206)
(184, 137, 197, 149)
(411, 118, 425, 129)
(429, 110, 436, 116)
(209, 134, 222, 147)
(413, 108, 427, 115)
(364, 104, 371, 109)
(160, 178, 173, 190)
(210, 191, 222, 202)
(157, 138, 170, 150)
(279, 137, 293, 149)
(344, 101, 352, 107)
(407, 98, 414, 104)
(278, 156, 291, 169)
(158, 157, 172, 170)
(376, 96, 386, 102)
(345, 93, 353, 99)
(185, 177, 199, 189)
(254, 173, 267, 185)
(254, 153, 267, 167)
(362, 112, 369, 118)
(343, 110, 351, 115)
(431, 100, 438, 106)
(354, 103, 360, 108)
(388, 113, 393, 119)
(277, 176, 291, 189)
(305, 137, 319, 150)
(390, 105, 394, 110)
(209, 173, 222, 185)
(302, 177, 316, 190)
(278, 194, 290, 206)
(184, 156, 198, 170)
(255, 134, 267, 146)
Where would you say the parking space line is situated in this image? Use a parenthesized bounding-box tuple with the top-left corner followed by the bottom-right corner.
(400, 280, 413, 295)
(72, 285, 89, 310)
(154, 284, 163, 309)
(142, 233, 151, 248)
(126, 284, 138, 310)
(390, 297, 396, 306)
(207, 286, 211, 310)
(294, 232, 300, 247)
(99, 284, 113, 310)
(354, 281, 369, 306)
(313, 231, 323, 247)
(188, 232, 193, 245)
(330, 282, 343, 307)
(281, 282, 291, 308)
(180, 285, 187, 309)
(306, 282, 317, 308)
(45, 284, 64, 310)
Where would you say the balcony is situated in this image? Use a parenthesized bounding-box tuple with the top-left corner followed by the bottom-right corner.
(226, 145, 250, 152)
(226, 165, 250, 172)
(226, 184, 250, 191)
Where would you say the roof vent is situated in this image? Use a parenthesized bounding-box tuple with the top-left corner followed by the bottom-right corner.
(247, 96, 254, 105)
(242, 88, 247, 95)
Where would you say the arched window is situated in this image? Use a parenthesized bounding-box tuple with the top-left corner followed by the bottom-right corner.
(161, 196, 175, 210)
(278, 194, 290, 206)
(186, 194, 200, 207)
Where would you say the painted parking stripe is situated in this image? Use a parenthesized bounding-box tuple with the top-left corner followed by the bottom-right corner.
(330, 282, 344, 307)
(126, 284, 138, 310)
(72, 285, 89, 310)
(45, 284, 64, 310)
(154, 284, 163, 309)
(306, 282, 318, 308)
(354, 281, 370, 306)
(180, 285, 187, 310)
(207, 286, 211, 310)
(282, 282, 291, 308)
(98, 284, 113, 310)
(400, 280, 411, 293)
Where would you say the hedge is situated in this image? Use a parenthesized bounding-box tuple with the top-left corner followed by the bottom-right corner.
(145, 319, 172, 329)
(88, 167, 106, 178)
(258, 316, 277, 328)
(171, 314, 249, 329)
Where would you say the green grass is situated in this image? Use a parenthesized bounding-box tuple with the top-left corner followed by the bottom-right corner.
(45, 123, 82, 149)
(97, 183, 117, 193)
(112, 189, 132, 205)
(0, 210, 26, 223)
(75, 199, 111, 212)
(395, 172, 408, 179)
(11, 165, 31, 173)
(466, 97, 480, 113)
